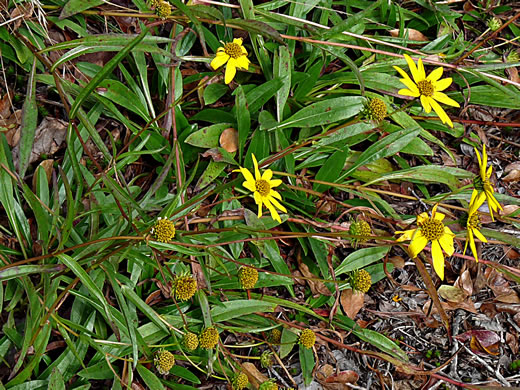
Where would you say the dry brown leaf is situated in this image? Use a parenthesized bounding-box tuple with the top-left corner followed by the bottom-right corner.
(219, 127, 238, 153)
(32, 159, 54, 190)
(389, 256, 405, 269)
(299, 262, 332, 296)
(455, 269, 473, 297)
(485, 268, 520, 303)
(506, 332, 518, 354)
(9, 2, 33, 31)
(501, 204, 519, 217)
(241, 362, 268, 388)
(340, 289, 365, 319)
(506, 66, 520, 84)
(502, 162, 520, 183)
(389, 28, 428, 42)
(316, 364, 359, 390)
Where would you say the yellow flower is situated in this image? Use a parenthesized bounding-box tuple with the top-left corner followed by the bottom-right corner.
(351, 269, 372, 293)
(464, 191, 488, 262)
(298, 329, 316, 349)
(393, 54, 460, 128)
(172, 275, 197, 301)
(234, 154, 287, 223)
(182, 332, 199, 351)
(151, 217, 176, 243)
(238, 266, 259, 289)
(199, 327, 219, 349)
(472, 144, 502, 221)
(396, 204, 455, 280)
(210, 38, 250, 84)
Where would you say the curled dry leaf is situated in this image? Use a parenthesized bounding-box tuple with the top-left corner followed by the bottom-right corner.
(298, 262, 332, 297)
(241, 362, 268, 388)
(9, 1, 33, 31)
(455, 330, 500, 356)
(316, 364, 359, 390)
(438, 285, 466, 303)
(219, 127, 238, 153)
(502, 162, 520, 183)
(340, 289, 365, 319)
(390, 28, 428, 42)
(485, 268, 520, 303)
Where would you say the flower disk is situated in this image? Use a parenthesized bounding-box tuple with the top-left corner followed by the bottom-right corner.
(155, 0, 171, 18)
(365, 98, 387, 122)
(173, 275, 197, 301)
(238, 266, 259, 289)
(418, 218, 444, 241)
(183, 332, 199, 351)
(260, 351, 274, 368)
(268, 328, 282, 344)
(152, 218, 175, 243)
(232, 372, 249, 390)
(199, 327, 219, 349)
(154, 350, 175, 375)
(352, 269, 372, 293)
(349, 220, 372, 248)
(299, 329, 316, 349)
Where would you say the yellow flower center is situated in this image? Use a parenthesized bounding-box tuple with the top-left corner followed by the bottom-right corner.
(224, 42, 243, 59)
(468, 213, 481, 230)
(417, 80, 434, 97)
(367, 98, 387, 122)
(255, 179, 270, 197)
(418, 218, 444, 241)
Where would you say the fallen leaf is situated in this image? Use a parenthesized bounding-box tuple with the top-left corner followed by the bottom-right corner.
(456, 330, 500, 355)
(9, 1, 33, 31)
(455, 269, 473, 297)
(485, 268, 520, 303)
(316, 364, 359, 390)
(340, 289, 365, 319)
(299, 262, 332, 297)
(506, 332, 518, 354)
(389, 256, 405, 269)
(390, 28, 428, 42)
(219, 127, 238, 153)
(241, 362, 268, 388)
(438, 285, 466, 303)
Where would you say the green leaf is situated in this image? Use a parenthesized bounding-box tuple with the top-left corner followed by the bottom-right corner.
(313, 147, 349, 193)
(203, 83, 228, 105)
(274, 45, 291, 122)
(69, 27, 150, 119)
(299, 345, 314, 386)
(211, 299, 277, 322)
(235, 85, 250, 163)
(270, 96, 364, 131)
(0, 264, 64, 282)
(18, 58, 37, 178)
(184, 123, 232, 148)
(60, 0, 103, 19)
(343, 126, 421, 177)
(228, 19, 285, 44)
(195, 161, 227, 192)
(336, 246, 390, 276)
(137, 364, 165, 390)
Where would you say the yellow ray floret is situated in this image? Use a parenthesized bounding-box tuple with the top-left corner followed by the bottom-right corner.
(472, 144, 502, 221)
(393, 54, 460, 128)
(234, 154, 287, 223)
(396, 204, 455, 280)
(464, 191, 488, 262)
(210, 38, 250, 84)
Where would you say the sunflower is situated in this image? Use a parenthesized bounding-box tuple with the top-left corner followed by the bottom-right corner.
(464, 191, 488, 262)
(210, 38, 250, 84)
(472, 144, 502, 221)
(396, 204, 455, 280)
(234, 154, 287, 223)
(393, 54, 460, 128)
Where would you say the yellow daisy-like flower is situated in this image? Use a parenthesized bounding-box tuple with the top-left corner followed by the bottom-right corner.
(210, 38, 250, 84)
(464, 191, 488, 262)
(154, 349, 175, 375)
(472, 144, 502, 221)
(234, 154, 287, 223)
(393, 54, 460, 128)
(298, 329, 316, 349)
(396, 204, 455, 280)
(151, 217, 176, 243)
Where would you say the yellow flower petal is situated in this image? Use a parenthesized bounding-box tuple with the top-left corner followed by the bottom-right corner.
(236, 55, 250, 70)
(398, 88, 420, 97)
(238, 167, 255, 187)
(416, 58, 426, 81)
(409, 233, 428, 258)
(210, 52, 230, 70)
(482, 144, 487, 170)
(393, 65, 412, 81)
(473, 228, 487, 243)
(243, 180, 256, 193)
(396, 228, 417, 242)
(469, 229, 479, 262)
(439, 227, 455, 255)
(233, 38, 243, 45)
(432, 91, 460, 107)
(262, 169, 273, 181)
(429, 98, 453, 127)
(416, 212, 429, 224)
(264, 197, 281, 223)
(269, 195, 287, 213)
(269, 179, 282, 188)
(399, 77, 420, 94)
(431, 240, 445, 280)
(224, 58, 237, 84)
(427, 67, 443, 82)
(420, 95, 432, 113)
(434, 77, 452, 92)
(251, 154, 261, 181)
(404, 54, 421, 84)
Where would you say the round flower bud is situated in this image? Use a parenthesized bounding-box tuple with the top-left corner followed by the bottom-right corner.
(155, 0, 171, 18)
(298, 329, 316, 349)
(172, 275, 197, 301)
(154, 349, 175, 375)
(351, 269, 372, 293)
(260, 351, 274, 368)
(364, 97, 387, 122)
(349, 220, 371, 248)
(238, 266, 259, 289)
(199, 327, 219, 349)
(487, 17, 502, 31)
(507, 51, 519, 64)
(183, 332, 199, 351)
(232, 372, 249, 390)
(152, 217, 175, 243)
(259, 380, 278, 390)
(268, 328, 281, 344)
